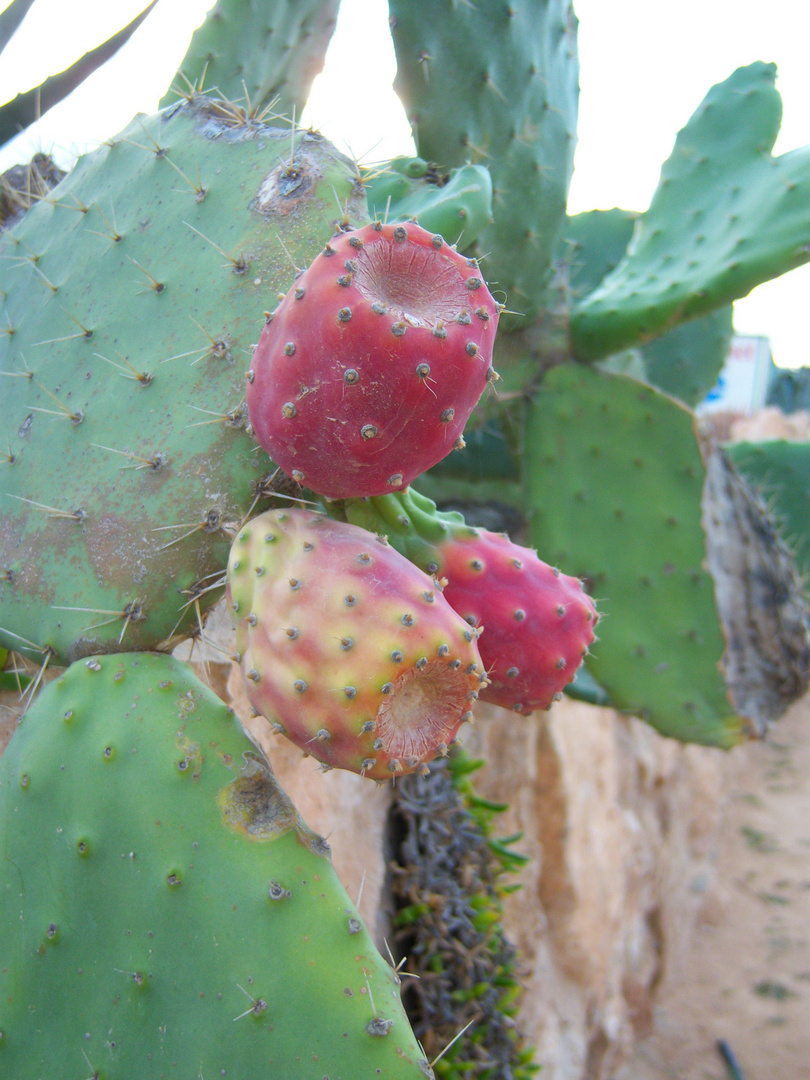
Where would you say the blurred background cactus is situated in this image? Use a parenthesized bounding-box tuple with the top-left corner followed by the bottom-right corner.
(2, 1, 810, 1076)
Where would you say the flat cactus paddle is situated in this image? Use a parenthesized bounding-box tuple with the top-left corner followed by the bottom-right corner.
(0, 96, 366, 665)
(0, 651, 432, 1078)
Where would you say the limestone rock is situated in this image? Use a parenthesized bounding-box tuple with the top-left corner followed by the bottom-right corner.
(461, 700, 730, 1078)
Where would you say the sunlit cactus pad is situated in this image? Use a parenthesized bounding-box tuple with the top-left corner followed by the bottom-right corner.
(0, 651, 432, 1078)
(0, 95, 365, 663)
(159, 0, 341, 118)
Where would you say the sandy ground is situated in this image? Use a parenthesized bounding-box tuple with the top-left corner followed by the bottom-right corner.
(615, 692, 810, 1080)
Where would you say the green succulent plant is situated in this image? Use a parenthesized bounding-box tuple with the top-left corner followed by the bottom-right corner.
(0, 651, 432, 1078)
(2, 2, 810, 1076)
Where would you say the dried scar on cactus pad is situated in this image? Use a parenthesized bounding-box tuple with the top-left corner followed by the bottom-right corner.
(245, 220, 501, 499)
(227, 509, 487, 780)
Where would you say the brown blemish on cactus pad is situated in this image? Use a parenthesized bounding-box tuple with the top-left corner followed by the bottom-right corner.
(353, 240, 471, 326)
(253, 156, 318, 214)
(375, 661, 471, 761)
(218, 752, 330, 857)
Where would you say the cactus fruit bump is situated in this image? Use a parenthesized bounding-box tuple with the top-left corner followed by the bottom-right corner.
(246, 221, 501, 498)
(227, 508, 486, 779)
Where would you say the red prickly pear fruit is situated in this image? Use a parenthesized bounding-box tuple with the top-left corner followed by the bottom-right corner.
(437, 530, 599, 713)
(245, 221, 501, 498)
(226, 508, 486, 780)
(341, 490, 599, 713)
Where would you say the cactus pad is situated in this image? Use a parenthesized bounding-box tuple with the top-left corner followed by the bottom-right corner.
(562, 208, 734, 406)
(0, 96, 365, 664)
(571, 63, 810, 360)
(0, 651, 432, 1078)
(389, 0, 579, 328)
(523, 362, 743, 745)
(160, 0, 340, 118)
(363, 157, 494, 250)
(524, 362, 810, 742)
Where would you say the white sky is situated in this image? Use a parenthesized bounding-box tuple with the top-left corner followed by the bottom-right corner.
(1, 0, 808, 367)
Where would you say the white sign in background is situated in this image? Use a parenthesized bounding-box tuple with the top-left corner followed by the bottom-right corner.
(698, 336, 774, 414)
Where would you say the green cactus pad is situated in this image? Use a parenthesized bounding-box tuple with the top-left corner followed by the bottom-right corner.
(562, 209, 734, 406)
(0, 651, 432, 1078)
(388, 0, 579, 328)
(419, 323, 546, 491)
(562, 208, 637, 298)
(363, 158, 493, 249)
(159, 0, 340, 118)
(636, 306, 733, 407)
(0, 96, 365, 664)
(523, 362, 745, 746)
(726, 439, 810, 582)
(571, 62, 810, 360)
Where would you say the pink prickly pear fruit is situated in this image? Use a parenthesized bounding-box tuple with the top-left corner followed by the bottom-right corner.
(245, 221, 501, 499)
(226, 508, 486, 780)
(436, 530, 599, 714)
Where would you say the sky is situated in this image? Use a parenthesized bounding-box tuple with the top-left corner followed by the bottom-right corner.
(1, 0, 809, 368)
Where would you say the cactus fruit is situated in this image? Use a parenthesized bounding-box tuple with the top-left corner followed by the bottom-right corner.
(245, 220, 501, 498)
(342, 488, 598, 713)
(0, 651, 433, 1078)
(227, 508, 486, 780)
(438, 530, 598, 713)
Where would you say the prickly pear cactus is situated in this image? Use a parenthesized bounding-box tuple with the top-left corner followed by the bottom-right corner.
(570, 63, 810, 360)
(522, 363, 739, 744)
(388, 0, 579, 328)
(362, 157, 494, 249)
(561, 208, 735, 406)
(0, 95, 366, 665)
(0, 651, 433, 1078)
(523, 362, 810, 744)
(159, 0, 341, 118)
(4, 2, 810, 1072)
